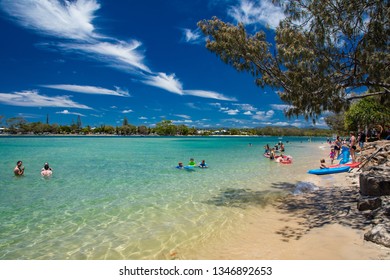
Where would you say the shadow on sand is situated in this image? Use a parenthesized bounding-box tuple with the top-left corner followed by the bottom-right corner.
(204, 181, 378, 242)
(270, 181, 378, 241)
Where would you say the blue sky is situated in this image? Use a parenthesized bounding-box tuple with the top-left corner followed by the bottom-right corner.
(0, 0, 327, 129)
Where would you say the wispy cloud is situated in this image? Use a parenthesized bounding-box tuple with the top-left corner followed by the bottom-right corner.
(0, 90, 91, 109)
(1, 0, 231, 102)
(174, 114, 191, 119)
(0, 0, 100, 40)
(143, 73, 184, 94)
(228, 0, 285, 29)
(184, 90, 237, 101)
(56, 109, 86, 116)
(122, 109, 133, 113)
(42, 84, 130, 97)
(143, 73, 236, 101)
(270, 104, 292, 111)
(181, 28, 203, 44)
(66, 40, 151, 73)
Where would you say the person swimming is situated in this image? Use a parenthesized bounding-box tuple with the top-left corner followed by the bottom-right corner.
(198, 160, 208, 168)
(188, 158, 196, 166)
(176, 162, 184, 169)
(41, 162, 53, 176)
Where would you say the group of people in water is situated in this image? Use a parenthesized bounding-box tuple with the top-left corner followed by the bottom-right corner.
(176, 158, 208, 169)
(13, 161, 53, 177)
(264, 141, 288, 161)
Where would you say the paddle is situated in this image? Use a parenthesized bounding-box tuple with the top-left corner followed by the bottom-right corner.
(355, 147, 383, 172)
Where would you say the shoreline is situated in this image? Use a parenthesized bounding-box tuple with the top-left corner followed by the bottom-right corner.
(182, 142, 390, 260)
(186, 173, 390, 260)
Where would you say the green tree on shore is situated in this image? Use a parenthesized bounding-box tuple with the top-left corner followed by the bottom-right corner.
(345, 97, 390, 135)
(198, 0, 389, 122)
(155, 120, 177, 136)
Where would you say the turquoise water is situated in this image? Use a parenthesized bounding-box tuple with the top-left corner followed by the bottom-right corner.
(0, 136, 325, 259)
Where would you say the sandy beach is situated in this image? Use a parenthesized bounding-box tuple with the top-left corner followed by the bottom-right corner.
(182, 145, 390, 260)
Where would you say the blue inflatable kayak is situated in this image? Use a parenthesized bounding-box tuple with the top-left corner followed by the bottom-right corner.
(307, 166, 350, 175)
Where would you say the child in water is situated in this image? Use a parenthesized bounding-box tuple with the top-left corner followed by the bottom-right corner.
(198, 160, 208, 168)
(188, 158, 196, 166)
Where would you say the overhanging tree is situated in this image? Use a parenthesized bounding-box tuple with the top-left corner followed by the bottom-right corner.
(198, 0, 389, 121)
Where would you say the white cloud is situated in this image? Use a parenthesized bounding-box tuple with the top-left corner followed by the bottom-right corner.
(252, 109, 274, 120)
(0, 90, 91, 109)
(184, 90, 237, 101)
(224, 109, 240, 115)
(266, 110, 274, 117)
(174, 114, 191, 119)
(143, 74, 236, 101)
(234, 103, 257, 111)
(270, 104, 292, 111)
(272, 121, 290, 126)
(122, 109, 133, 113)
(173, 119, 193, 124)
(182, 28, 202, 44)
(243, 111, 253, 115)
(68, 40, 151, 73)
(209, 102, 222, 108)
(143, 73, 184, 94)
(1, 0, 100, 40)
(1, 0, 237, 103)
(139, 116, 148, 120)
(43, 84, 130, 97)
(228, 0, 285, 29)
(56, 109, 86, 116)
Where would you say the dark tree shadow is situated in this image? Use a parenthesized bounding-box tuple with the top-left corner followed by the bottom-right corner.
(203, 188, 287, 209)
(270, 181, 390, 241)
(204, 181, 390, 244)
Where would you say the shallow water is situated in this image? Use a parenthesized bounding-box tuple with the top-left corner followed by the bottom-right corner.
(0, 136, 325, 259)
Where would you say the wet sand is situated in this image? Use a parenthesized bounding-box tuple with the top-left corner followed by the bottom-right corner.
(181, 150, 390, 260)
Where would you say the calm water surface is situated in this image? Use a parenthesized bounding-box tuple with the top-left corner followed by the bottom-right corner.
(0, 136, 325, 259)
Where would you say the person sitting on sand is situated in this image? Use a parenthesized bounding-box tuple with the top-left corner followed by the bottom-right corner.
(198, 160, 208, 168)
(14, 160, 25, 176)
(41, 162, 53, 176)
(320, 159, 328, 169)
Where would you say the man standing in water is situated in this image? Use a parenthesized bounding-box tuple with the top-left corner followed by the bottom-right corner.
(14, 160, 25, 176)
(349, 132, 357, 163)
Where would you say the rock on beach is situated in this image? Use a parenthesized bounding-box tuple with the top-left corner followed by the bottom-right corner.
(355, 140, 390, 248)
